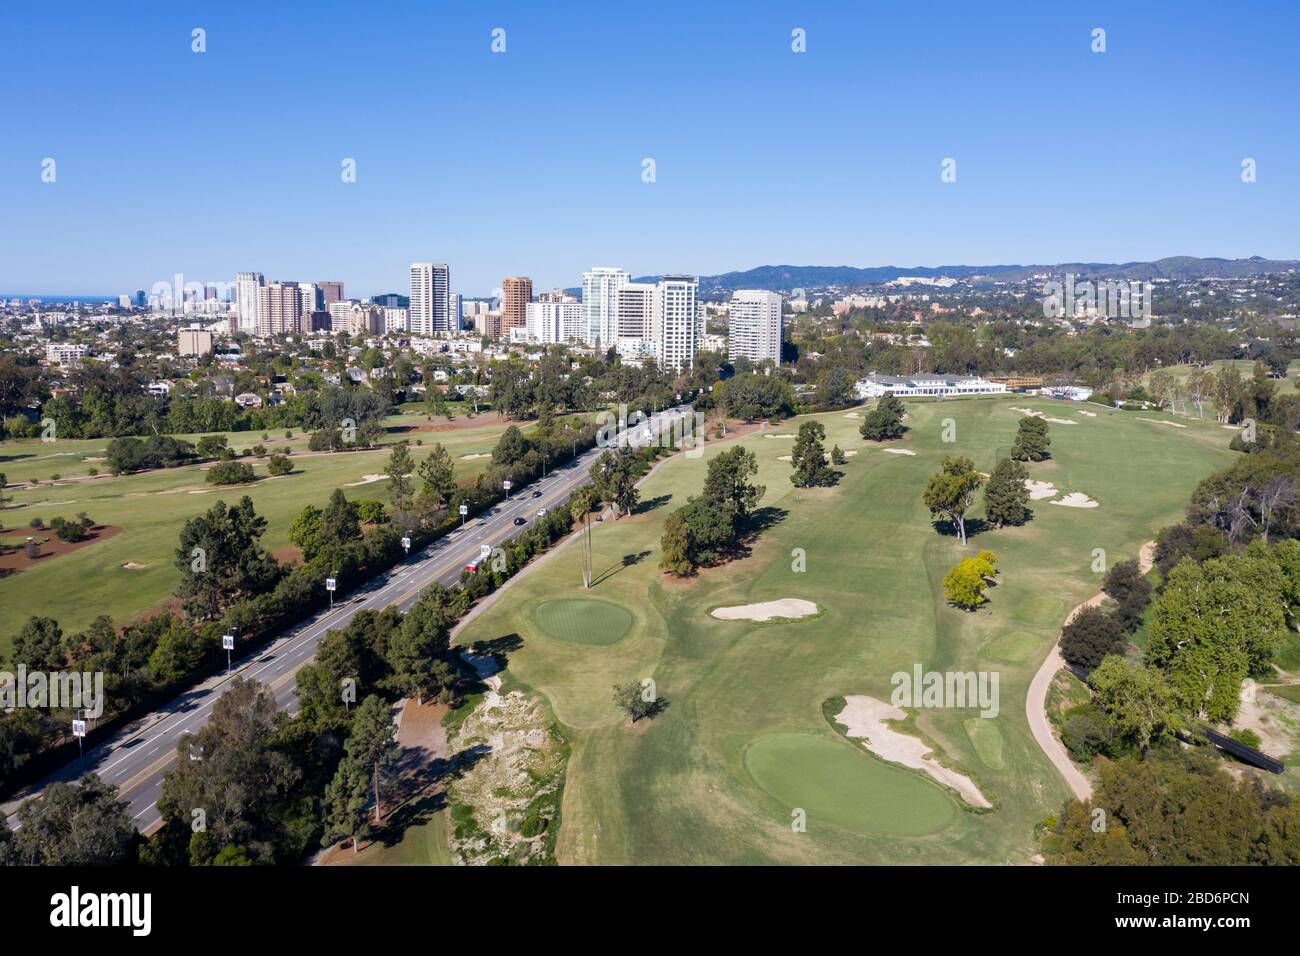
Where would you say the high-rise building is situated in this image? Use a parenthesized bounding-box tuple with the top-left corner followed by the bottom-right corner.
(235, 272, 265, 334)
(501, 277, 532, 336)
(348, 303, 385, 335)
(581, 267, 630, 346)
(328, 300, 354, 331)
(538, 288, 578, 304)
(383, 307, 409, 333)
(653, 275, 698, 371)
(257, 281, 300, 337)
(177, 325, 214, 357)
(298, 283, 322, 319)
(409, 263, 451, 335)
(526, 301, 583, 344)
(727, 290, 783, 365)
(318, 281, 345, 306)
(448, 292, 461, 332)
(615, 282, 656, 341)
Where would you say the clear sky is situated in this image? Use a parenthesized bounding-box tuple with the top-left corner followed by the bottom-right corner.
(2, 0, 1298, 297)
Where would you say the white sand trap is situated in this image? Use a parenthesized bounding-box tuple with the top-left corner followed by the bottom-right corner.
(1024, 479, 1058, 500)
(843, 411, 860, 419)
(1077, 410, 1097, 417)
(345, 474, 387, 486)
(777, 455, 792, 462)
(1221, 424, 1240, 430)
(711, 598, 819, 622)
(842, 449, 859, 457)
(1044, 417, 1077, 425)
(762, 433, 795, 439)
(1136, 417, 1187, 428)
(1010, 406, 1042, 417)
(121, 562, 147, 570)
(459, 452, 492, 460)
(883, 448, 916, 456)
(835, 696, 991, 808)
(1051, 492, 1098, 508)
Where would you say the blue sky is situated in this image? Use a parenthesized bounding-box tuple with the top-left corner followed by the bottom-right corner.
(2, 0, 1298, 296)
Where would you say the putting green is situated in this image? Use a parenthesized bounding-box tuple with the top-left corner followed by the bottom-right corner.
(743, 733, 956, 837)
(533, 598, 634, 646)
(1014, 595, 1066, 625)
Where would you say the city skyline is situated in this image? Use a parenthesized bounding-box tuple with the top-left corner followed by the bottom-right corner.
(3, 1, 1299, 296)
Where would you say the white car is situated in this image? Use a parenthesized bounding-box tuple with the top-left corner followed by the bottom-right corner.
(537, 508, 547, 517)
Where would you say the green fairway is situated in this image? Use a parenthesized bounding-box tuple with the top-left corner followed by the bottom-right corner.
(400, 396, 1242, 861)
(533, 598, 635, 646)
(0, 415, 527, 648)
(743, 733, 957, 837)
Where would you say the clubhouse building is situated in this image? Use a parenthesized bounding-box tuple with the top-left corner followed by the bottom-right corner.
(855, 373, 1009, 399)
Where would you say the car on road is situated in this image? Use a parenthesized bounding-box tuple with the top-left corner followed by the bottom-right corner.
(531, 490, 542, 498)
(537, 508, 547, 517)
(513, 516, 527, 525)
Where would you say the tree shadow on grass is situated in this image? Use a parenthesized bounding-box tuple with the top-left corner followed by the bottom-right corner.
(930, 516, 990, 542)
(591, 550, 652, 587)
(635, 493, 673, 515)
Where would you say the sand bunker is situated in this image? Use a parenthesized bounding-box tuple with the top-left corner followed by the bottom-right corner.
(883, 448, 916, 456)
(1024, 479, 1059, 500)
(1136, 417, 1187, 428)
(762, 433, 795, 439)
(1051, 492, 1099, 508)
(459, 453, 492, 460)
(835, 696, 991, 808)
(777, 455, 792, 462)
(1077, 410, 1097, 417)
(711, 598, 819, 622)
(1011, 406, 1077, 425)
(843, 412, 860, 419)
(121, 562, 147, 570)
(345, 474, 387, 486)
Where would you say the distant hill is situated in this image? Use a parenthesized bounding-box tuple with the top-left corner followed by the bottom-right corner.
(559, 256, 1299, 298)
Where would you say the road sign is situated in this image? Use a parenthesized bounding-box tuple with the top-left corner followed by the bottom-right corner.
(325, 577, 336, 592)
(459, 504, 468, 515)
(401, 535, 411, 551)
(72, 720, 86, 738)
(222, 634, 235, 651)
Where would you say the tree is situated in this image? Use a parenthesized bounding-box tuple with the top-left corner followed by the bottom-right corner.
(13, 774, 136, 865)
(385, 441, 416, 517)
(1089, 656, 1181, 752)
(830, 445, 846, 465)
(591, 448, 640, 518)
(1011, 416, 1051, 461)
(196, 434, 230, 459)
(790, 420, 834, 487)
(1060, 605, 1126, 672)
(1102, 558, 1152, 630)
(859, 393, 906, 441)
(174, 496, 279, 620)
(386, 589, 454, 703)
(266, 454, 292, 477)
(321, 488, 361, 548)
(942, 557, 993, 609)
(659, 512, 692, 577)
(702, 446, 764, 524)
(492, 425, 529, 467)
(416, 442, 457, 512)
(205, 460, 256, 485)
(983, 457, 1030, 527)
(322, 754, 371, 852)
(344, 695, 400, 824)
(612, 680, 663, 724)
(9, 615, 65, 670)
(923, 455, 984, 545)
(288, 504, 326, 561)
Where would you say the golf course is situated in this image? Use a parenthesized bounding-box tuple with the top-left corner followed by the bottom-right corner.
(444, 395, 1238, 864)
(0, 411, 526, 646)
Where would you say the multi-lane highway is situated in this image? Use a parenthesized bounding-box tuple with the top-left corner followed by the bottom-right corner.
(2, 414, 687, 834)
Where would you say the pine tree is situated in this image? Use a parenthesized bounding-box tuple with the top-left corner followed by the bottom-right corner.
(984, 457, 1030, 527)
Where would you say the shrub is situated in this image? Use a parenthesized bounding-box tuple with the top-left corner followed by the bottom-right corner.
(1060, 605, 1125, 673)
(206, 461, 257, 485)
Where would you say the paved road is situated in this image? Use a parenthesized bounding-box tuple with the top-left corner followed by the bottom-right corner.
(1024, 541, 1155, 803)
(3, 412, 691, 834)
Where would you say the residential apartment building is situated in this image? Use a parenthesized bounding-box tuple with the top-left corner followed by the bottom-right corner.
(581, 267, 630, 346)
(410, 263, 452, 335)
(177, 325, 215, 357)
(526, 301, 583, 344)
(653, 275, 698, 371)
(318, 281, 345, 306)
(502, 276, 532, 337)
(235, 271, 264, 334)
(728, 290, 783, 365)
(257, 281, 300, 337)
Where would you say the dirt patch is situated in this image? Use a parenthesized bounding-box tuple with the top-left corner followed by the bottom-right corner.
(271, 543, 304, 567)
(834, 695, 991, 808)
(394, 411, 509, 435)
(711, 598, 819, 622)
(0, 525, 123, 573)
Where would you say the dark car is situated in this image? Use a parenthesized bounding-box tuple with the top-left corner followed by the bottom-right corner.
(531, 490, 542, 498)
(513, 516, 527, 525)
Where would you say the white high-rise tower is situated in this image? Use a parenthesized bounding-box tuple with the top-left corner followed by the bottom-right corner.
(580, 267, 629, 347)
(727, 290, 783, 365)
(409, 263, 451, 335)
(235, 272, 264, 334)
(653, 275, 698, 371)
